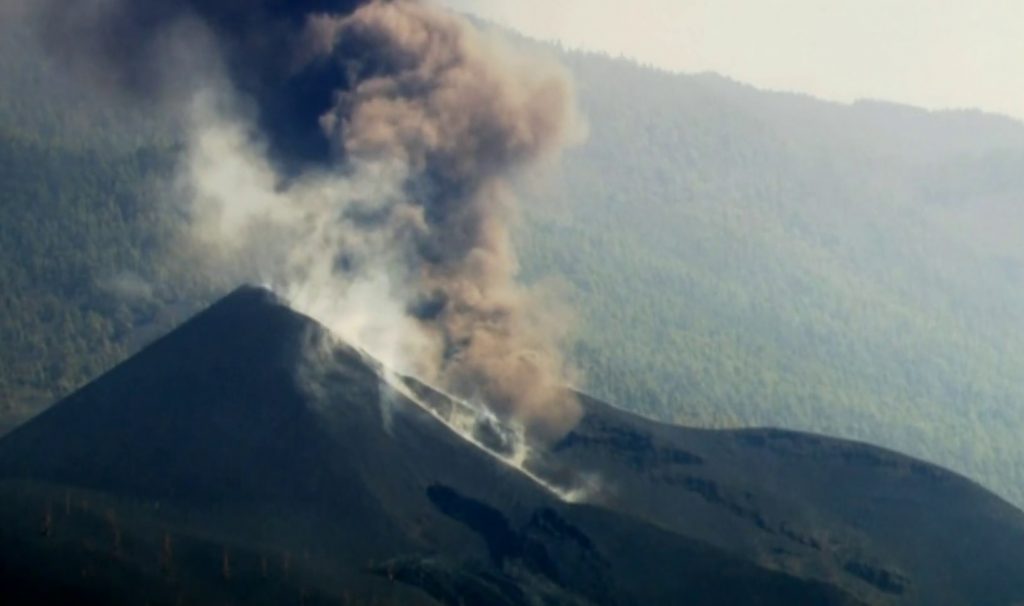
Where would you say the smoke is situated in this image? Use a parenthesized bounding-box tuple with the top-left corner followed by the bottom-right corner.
(29, 0, 370, 168)
(25, 0, 585, 439)
(310, 2, 584, 435)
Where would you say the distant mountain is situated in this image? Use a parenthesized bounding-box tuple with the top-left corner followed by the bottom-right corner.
(1, 287, 1021, 605)
(517, 49, 1024, 509)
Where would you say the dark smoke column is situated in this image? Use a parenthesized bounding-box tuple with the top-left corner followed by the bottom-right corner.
(306, 1, 583, 437)
(33, 0, 584, 437)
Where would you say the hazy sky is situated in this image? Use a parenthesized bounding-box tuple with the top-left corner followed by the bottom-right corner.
(439, 0, 1024, 122)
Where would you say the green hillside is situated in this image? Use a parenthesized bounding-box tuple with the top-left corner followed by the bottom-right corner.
(0, 27, 194, 432)
(519, 52, 1024, 507)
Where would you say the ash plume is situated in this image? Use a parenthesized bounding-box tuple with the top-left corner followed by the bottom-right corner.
(29, 0, 370, 168)
(309, 2, 583, 435)
(24, 0, 585, 437)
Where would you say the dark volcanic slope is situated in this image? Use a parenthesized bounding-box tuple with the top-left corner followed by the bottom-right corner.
(0, 286, 358, 502)
(1, 286, 1022, 605)
(0, 286, 863, 606)
(532, 397, 1024, 606)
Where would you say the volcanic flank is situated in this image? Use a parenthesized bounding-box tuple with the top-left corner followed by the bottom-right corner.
(0, 287, 855, 605)
(1, 286, 1023, 605)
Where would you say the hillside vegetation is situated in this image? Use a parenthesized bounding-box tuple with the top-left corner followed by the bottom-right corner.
(520, 52, 1024, 507)
(1, 30, 1023, 508)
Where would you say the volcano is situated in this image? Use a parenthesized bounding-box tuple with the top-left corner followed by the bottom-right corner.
(0, 286, 1021, 605)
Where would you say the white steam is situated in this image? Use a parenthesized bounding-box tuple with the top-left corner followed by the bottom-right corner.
(178, 1, 585, 439)
(182, 92, 438, 379)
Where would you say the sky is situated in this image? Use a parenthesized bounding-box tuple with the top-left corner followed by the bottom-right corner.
(438, 0, 1024, 122)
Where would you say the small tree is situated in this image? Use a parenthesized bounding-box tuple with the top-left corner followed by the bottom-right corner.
(105, 509, 121, 555)
(160, 532, 174, 577)
(40, 501, 53, 538)
(221, 547, 232, 582)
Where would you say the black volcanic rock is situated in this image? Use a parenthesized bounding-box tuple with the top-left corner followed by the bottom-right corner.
(393, 372, 1024, 605)
(529, 395, 1024, 605)
(0, 286, 367, 503)
(0, 286, 1020, 605)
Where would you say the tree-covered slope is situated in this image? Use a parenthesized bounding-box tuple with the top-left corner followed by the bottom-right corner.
(0, 27, 192, 432)
(519, 52, 1024, 507)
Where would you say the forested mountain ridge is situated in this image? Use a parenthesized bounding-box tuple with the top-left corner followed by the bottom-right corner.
(2, 27, 1023, 508)
(518, 51, 1024, 507)
(0, 133, 184, 432)
(0, 26, 193, 432)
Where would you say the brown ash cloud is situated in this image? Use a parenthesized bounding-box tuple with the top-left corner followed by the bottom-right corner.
(18, 0, 585, 437)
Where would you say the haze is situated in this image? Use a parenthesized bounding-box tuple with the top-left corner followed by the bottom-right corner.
(439, 0, 1024, 122)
